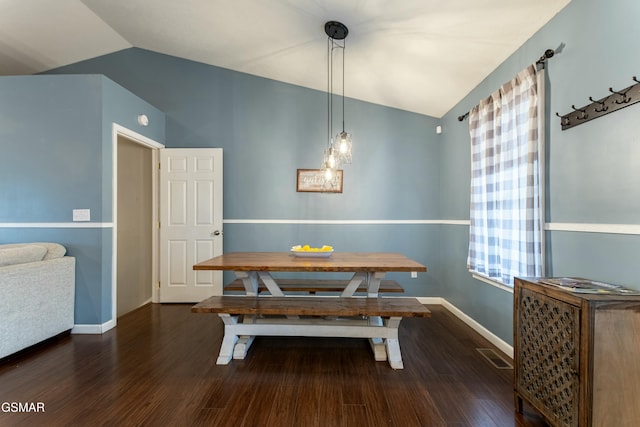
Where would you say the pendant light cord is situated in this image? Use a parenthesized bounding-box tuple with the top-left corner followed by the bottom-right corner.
(342, 38, 345, 133)
(327, 36, 331, 148)
(327, 36, 346, 142)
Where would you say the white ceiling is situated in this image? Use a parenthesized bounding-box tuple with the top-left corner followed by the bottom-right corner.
(0, 0, 570, 117)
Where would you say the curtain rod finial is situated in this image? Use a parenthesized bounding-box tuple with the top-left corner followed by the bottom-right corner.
(537, 48, 555, 65)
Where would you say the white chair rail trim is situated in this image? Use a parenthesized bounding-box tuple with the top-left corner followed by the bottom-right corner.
(0, 223, 113, 228)
(222, 219, 640, 235)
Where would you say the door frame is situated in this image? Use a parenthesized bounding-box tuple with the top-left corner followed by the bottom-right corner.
(112, 124, 164, 326)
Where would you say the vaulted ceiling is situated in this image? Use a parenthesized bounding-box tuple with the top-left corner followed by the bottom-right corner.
(0, 0, 571, 117)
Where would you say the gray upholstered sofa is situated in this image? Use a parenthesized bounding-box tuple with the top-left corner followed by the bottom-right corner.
(0, 242, 75, 359)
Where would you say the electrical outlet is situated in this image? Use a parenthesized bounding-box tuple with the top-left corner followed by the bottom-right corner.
(73, 209, 90, 222)
(411, 271, 417, 278)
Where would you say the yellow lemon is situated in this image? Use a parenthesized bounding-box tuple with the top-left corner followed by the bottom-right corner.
(292, 244, 333, 252)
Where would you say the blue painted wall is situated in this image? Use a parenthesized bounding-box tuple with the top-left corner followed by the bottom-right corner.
(438, 0, 640, 343)
(0, 75, 165, 324)
(46, 48, 443, 305)
(0, 76, 103, 222)
(48, 48, 441, 221)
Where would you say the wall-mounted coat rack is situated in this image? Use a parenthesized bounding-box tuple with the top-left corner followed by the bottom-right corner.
(556, 76, 640, 130)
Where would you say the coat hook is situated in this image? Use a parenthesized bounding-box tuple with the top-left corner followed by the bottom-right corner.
(589, 96, 608, 112)
(556, 112, 570, 126)
(571, 105, 588, 120)
(633, 76, 640, 84)
(609, 87, 631, 104)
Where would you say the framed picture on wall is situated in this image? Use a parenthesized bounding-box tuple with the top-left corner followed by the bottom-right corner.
(296, 169, 343, 193)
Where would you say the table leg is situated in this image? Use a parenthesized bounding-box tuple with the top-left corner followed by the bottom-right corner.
(257, 271, 303, 321)
(236, 271, 259, 295)
(233, 315, 256, 359)
(368, 315, 387, 361)
(366, 271, 385, 297)
(341, 272, 367, 297)
(216, 314, 239, 365)
(233, 271, 259, 353)
(233, 337, 255, 359)
(366, 272, 387, 359)
(384, 317, 404, 369)
(257, 271, 285, 296)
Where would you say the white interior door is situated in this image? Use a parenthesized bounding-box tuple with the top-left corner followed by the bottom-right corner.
(159, 148, 223, 302)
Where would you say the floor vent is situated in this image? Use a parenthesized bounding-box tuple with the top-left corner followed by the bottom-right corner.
(476, 348, 513, 369)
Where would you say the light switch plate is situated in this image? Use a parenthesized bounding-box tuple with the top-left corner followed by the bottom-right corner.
(73, 209, 90, 222)
(411, 271, 418, 278)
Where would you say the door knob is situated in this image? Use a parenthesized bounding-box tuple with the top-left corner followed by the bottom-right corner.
(212, 230, 222, 236)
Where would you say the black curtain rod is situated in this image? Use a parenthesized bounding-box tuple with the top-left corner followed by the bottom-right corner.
(457, 48, 555, 122)
(457, 111, 469, 122)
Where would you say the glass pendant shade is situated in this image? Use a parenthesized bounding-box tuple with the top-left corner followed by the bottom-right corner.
(324, 145, 337, 169)
(321, 145, 341, 189)
(335, 131, 352, 165)
(323, 165, 335, 181)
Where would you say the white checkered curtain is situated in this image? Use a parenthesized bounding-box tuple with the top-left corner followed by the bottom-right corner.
(467, 64, 544, 286)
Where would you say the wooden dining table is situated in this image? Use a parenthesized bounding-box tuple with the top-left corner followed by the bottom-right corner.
(193, 251, 428, 368)
(194, 251, 426, 295)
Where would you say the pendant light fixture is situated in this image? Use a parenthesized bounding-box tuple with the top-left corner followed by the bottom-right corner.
(322, 21, 352, 186)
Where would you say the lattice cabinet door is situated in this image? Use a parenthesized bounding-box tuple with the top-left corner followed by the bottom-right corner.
(514, 278, 640, 426)
(514, 285, 580, 427)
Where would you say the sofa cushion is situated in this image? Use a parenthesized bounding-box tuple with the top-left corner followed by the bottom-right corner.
(0, 242, 66, 260)
(38, 242, 67, 260)
(0, 245, 47, 267)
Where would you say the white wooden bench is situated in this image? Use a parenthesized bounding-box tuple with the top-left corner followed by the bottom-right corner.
(192, 295, 431, 369)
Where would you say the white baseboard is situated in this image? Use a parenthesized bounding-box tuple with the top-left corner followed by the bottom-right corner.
(417, 297, 444, 305)
(417, 296, 513, 358)
(72, 318, 116, 335)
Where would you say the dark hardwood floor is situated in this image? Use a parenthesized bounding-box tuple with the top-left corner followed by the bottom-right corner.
(0, 304, 547, 426)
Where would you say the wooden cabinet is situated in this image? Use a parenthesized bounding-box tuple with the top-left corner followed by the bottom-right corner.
(514, 277, 640, 426)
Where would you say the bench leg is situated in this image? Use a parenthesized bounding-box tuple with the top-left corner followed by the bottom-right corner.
(384, 317, 404, 369)
(217, 313, 406, 369)
(217, 314, 240, 365)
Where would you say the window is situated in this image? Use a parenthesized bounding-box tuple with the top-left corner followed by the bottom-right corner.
(467, 64, 544, 287)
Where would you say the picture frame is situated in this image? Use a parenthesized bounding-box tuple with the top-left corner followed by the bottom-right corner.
(296, 169, 343, 193)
